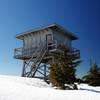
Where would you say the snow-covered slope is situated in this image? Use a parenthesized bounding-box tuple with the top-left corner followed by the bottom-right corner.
(0, 75, 100, 100)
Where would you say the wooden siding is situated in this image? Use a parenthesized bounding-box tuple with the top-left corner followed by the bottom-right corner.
(53, 30, 71, 48)
(22, 28, 72, 50)
(23, 29, 53, 50)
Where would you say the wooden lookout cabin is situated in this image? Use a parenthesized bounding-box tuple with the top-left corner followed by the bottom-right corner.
(14, 23, 80, 80)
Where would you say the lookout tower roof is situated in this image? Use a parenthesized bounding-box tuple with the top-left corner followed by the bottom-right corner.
(16, 23, 78, 40)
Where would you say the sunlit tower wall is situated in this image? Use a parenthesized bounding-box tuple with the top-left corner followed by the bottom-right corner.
(14, 24, 80, 80)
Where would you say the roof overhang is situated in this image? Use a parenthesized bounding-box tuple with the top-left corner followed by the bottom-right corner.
(16, 23, 78, 40)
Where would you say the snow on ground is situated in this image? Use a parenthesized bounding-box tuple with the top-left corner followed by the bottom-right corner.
(0, 75, 100, 100)
(78, 83, 100, 93)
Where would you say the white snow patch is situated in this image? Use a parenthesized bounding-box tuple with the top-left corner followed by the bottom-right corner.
(78, 83, 100, 92)
(0, 75, 100, 100)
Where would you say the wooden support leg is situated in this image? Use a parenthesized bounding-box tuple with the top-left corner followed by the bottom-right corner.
(21, 61, 25, 77)
(44, 64, 46, 80)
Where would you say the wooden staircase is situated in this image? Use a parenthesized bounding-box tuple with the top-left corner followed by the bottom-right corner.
(22, 46, 47, 78)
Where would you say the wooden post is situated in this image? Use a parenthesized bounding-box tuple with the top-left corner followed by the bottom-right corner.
(21, 61, 25, 77)
(44, 64, 46, 80)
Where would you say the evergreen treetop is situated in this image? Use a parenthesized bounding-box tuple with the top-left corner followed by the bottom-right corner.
(83, 62, 100, 86)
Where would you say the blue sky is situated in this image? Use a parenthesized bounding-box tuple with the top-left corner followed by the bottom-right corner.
(0, 0, 100, 78)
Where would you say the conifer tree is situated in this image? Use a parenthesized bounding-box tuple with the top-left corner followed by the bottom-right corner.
(83, 63, 100, 86)
(49, 44, 81, 89)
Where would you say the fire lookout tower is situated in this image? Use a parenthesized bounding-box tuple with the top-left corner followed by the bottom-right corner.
(14, 24, 80, 80)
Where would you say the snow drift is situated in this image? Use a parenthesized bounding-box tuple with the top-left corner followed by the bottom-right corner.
(0, 75, 100, 100)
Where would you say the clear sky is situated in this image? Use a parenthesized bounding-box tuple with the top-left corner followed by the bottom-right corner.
(0, 0, 100, 78)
